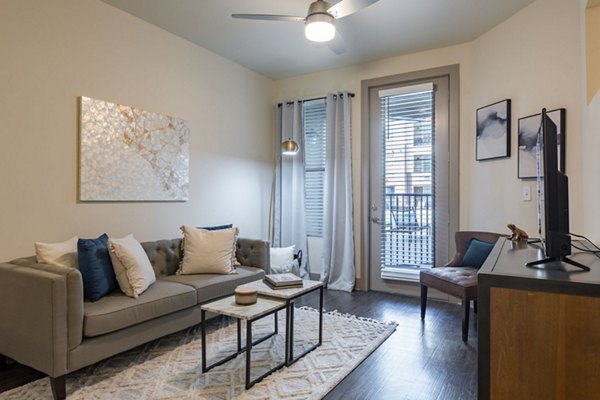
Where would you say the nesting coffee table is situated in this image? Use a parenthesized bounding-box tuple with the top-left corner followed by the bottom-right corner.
(238, 279, 324, 365)
(200, 296, 286, 389)
(200, 279, 323, 389)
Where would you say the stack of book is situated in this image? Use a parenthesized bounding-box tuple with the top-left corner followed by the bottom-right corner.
(264, 273, 303, 290)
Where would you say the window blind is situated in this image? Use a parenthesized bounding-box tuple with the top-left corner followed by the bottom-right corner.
(303, 98, 327, 237)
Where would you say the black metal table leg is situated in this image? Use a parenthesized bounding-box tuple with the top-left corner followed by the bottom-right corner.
(245, 314, 287, 389)
(289, 300, 295, 361)
(201, 309, 207, 372)
(245, 320, 253, 390)
(237, 319, 242, 352)
(202, 301, 286, 385)
(318, 285, 323, 345)
(285, 304, 291, 364)
(285, 284, 324, 366)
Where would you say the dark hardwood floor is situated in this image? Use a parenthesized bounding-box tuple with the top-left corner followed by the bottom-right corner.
(0, 290, 477, 400)
(298, 290, 477, 400)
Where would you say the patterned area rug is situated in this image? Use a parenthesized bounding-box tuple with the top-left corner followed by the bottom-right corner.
(1, 307, 397, 400)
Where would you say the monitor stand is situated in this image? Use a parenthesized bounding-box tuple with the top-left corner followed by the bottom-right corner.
(526, 256, 590, 271)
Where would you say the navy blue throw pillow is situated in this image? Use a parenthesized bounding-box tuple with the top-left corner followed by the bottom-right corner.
(78, 234, 117, 302)
(460, 238, 495, 269)
(197, 224, 233, 231)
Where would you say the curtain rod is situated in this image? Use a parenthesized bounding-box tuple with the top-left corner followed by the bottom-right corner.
(278, 92, 355, 106)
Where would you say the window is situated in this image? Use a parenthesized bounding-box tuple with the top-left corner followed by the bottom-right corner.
(413, 155, 432, 173)
(413, 185, 432, 195)
(379, 83, 434, 270)
(413, 123, 432, 146)
(303, 98, 327, 237)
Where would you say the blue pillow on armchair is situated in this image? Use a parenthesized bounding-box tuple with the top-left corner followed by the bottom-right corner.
(460, 238, 495, 269)
(78, 234, 117, 301)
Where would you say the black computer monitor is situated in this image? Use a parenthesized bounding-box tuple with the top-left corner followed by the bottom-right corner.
(526, 108, 589, 271)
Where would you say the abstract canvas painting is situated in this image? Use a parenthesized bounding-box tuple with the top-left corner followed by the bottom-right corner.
(476, 99, 511, 161)
(517, 108, 565, 179)
(79, 96, 189, 201)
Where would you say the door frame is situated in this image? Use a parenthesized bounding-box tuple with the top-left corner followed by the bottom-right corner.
(357, 65, 460, 292)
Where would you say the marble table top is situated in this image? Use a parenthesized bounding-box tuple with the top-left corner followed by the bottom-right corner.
(201, 295, 285, 320)
(238, 279, 323, 299)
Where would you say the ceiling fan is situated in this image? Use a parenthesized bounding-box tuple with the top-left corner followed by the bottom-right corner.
(232, 0, 379, 44)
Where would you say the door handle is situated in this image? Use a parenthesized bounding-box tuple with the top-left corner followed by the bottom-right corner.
(371, 216, 382, 224)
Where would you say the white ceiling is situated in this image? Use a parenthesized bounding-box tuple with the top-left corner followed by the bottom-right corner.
(101, 0, 535, 80)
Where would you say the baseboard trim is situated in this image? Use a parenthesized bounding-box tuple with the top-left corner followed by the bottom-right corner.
(354, 279, 457, 303)
(355, 277, 366, 291)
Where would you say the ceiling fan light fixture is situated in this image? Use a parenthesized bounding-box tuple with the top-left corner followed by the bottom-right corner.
(232, 0, 379, 48)
(304, 1, 335, 43)
(305, 15, 335, 42)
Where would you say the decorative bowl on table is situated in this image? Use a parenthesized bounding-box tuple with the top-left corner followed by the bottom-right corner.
(234, 286, 257, 305)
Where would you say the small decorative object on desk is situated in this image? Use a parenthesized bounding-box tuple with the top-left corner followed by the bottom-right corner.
(264, 273, 303, 290)
(507, 224, 529, 241)
(234, 286, 257, 305)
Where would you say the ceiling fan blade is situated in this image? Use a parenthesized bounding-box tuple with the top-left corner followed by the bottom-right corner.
(327, 0, 379, 19)
(328, 33, 347, 55)
(310, 32, 346, 55)
(231, 14, 305, 22)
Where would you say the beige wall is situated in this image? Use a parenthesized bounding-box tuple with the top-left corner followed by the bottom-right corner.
(0, 0, 274, 260)
(275, 0, 583, 276)
(469, 0, 583, 235)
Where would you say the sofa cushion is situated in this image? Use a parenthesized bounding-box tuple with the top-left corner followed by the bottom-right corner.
(83, 280, 196, 337)
(142, 239, 182, 277)
(420, 267, 479, 299)
(161, 266, 265, 303)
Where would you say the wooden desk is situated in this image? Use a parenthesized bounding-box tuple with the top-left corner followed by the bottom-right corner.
(478, 238, 600, 400)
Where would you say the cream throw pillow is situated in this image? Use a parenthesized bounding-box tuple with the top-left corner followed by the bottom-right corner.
(35, 236, 78, 268)
(178, 225, 238, 275)
(108, 234, 156, 298)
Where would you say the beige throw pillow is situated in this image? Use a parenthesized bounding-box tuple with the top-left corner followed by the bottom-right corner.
(178, 225, 239, 275)
(35, 236, 78, 268)
(108, 234, 156, 298)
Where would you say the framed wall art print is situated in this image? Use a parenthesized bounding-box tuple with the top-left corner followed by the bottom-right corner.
(517, 108, 566, 179)
(476, 99, 511, 161)
(79, 96, 189, 201)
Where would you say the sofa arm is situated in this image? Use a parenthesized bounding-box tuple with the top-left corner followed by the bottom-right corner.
(236, 238, 270, 273)
(0, 261, 84, 377)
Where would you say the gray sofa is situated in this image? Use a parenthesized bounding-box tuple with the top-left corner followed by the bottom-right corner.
(0, 237, 270, 400)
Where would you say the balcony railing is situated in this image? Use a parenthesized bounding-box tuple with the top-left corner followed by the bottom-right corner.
(381, 193, 433, 268)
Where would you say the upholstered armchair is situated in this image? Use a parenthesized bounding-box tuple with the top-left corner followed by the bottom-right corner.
(420, 231, 504, 342)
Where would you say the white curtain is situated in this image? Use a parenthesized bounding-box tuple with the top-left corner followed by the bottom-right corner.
(273, 101, 309, 279)
(320, 92, 355, 291)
